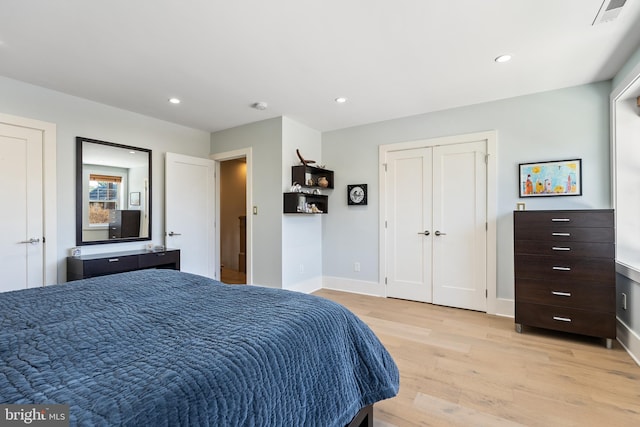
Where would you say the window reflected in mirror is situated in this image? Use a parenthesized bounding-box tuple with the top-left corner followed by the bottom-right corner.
(76, 137, 152, 245)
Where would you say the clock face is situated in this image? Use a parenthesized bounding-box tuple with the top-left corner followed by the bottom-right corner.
(348, 184, 367, 205)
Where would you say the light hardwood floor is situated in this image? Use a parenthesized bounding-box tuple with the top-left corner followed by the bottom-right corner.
(313, 289, 640, 427)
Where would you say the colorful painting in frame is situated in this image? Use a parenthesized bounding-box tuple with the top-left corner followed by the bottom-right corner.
(519, 159, 582, 198)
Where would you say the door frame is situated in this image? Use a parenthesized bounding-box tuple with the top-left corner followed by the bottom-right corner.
(211, 148, 253, 285)
(0, 113, 57, 285)
(379, 130, 498, 314)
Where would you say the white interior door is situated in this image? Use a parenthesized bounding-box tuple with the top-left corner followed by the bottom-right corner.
(165, 153, 216, 278)
(386, 148, 432, 302)
(383, 139, 487, 310)
(0, 124, 43, 292)
(432, 142, 487, 311)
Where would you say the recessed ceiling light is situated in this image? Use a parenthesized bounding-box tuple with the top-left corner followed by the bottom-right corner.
(335, 97, 348, 104)
(495, 54, 512, 63)
(168, 97, 181, 104)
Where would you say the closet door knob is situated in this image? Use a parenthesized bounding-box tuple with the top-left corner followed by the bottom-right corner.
(434, 230, 447, 236)
(417, 231, 430, 236)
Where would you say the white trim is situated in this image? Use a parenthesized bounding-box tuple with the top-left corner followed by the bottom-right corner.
(378, 130, 498, 314)
(617, 318, 640, 366)
(285, 276, 322, 294)
(323, 276, 385, 297)
(211, 148, 253, 285)
(0, 113, 57, 286)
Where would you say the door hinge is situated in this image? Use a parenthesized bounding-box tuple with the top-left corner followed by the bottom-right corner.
(486, 289, 488, 298)
(385, 220, 388, 228)
(385, 277, 388, 285)
(484, 154, 489, 164)
(383, 163, 388, 172)
(485, 222, 488, 231)
(42, 236, 46, 243)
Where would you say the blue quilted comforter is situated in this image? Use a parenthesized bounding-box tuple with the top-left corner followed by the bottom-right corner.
(0, 270, 399, 426)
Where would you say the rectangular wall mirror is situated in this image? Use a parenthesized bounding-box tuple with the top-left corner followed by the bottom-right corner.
(76, 137, 152, 245)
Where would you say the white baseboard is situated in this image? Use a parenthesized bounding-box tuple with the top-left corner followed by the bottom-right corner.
(322, 276, 385, 297)
(617, 318, 640, 366)
(494, 298, 514, 318)
(284, 276, 322, 294)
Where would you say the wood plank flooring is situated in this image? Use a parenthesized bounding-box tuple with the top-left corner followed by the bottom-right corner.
(313, 289, 640, 427)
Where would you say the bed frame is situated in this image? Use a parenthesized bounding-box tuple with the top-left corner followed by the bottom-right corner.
(346, 405, 373, 427)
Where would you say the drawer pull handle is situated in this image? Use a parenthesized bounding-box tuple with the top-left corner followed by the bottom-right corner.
(551, 218, 571, 222)
(553, 316, 572, 323)
(552, 291, 572, 297)
(156, 253, 166, 257)
(108, 258, 120, 263)
(552, 232, 571, 236)
(552, 247, 571, 251)
(552, 266, 571, 271)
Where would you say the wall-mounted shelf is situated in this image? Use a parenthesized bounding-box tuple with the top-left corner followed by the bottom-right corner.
(292, 165, 334, 189)
(283, 192, 328, 214)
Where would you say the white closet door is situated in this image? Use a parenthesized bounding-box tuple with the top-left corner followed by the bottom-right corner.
(385, 148, 432, 302)
(383, 140, 487, 311)
(165, 153, 216, 278)
(0, 124, 43, 292)
(432, 141, 487, 311)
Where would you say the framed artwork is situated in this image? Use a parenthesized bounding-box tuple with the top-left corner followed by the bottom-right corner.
(519, 159, 582, 198)
(129, 191, 141, 206)
(347, 184, 367, 205)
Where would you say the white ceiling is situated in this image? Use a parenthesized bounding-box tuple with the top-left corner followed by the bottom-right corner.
(1, 0, 640, 133)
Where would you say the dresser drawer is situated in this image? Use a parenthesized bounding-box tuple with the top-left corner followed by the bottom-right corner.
(139, 250, 180, 269)
(515, 255, 615, 283)
(514, 240, 614, 258)
(83, 255, 139, 277)
(516, 302, 615, 339)
(514, 226, 614, 243)
(514, 210, 613, 229)
(515, 278, 614, 312)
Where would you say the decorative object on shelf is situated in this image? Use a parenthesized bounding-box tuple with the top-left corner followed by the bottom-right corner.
(307, 177, 315, 186)
(290, 182, 302, 192)
(318, 176, 329, 188)
(519, 159, 582, 198)
(347, 184, 367, 206)
(296, 149, 316, 166)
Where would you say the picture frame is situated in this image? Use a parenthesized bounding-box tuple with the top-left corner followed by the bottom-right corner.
(129, 191, 141, 206)
(347, 184, 367, 206)
(519, 159, 582, 198)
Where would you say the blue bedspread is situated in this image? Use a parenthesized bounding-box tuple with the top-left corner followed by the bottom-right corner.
(0, 270, 399, 426)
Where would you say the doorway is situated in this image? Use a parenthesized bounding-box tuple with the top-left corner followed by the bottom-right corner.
(212, 148, 253, 285)
(379, 131, 497, 312)
(219, 158, 247, 284)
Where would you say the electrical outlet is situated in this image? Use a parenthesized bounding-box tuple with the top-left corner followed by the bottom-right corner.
(622, 292, 627, 310)
(354, 262, 361, 272)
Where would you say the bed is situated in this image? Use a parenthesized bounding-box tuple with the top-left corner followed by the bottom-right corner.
(0, 269, 399, 426)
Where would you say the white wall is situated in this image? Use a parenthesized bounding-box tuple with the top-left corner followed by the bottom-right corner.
(211, 117, 283, 288)
(281, 117, 323, 293)
(612, 44, 640, 359)
(322, 81, 612, 304)
(0, 76, 211, 283)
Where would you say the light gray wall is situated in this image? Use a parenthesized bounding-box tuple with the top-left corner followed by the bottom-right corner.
(322, 81, 612, 300)
(211, 117, 283, 288)
(281, 117, 323, 291)
(0, 76, 211, 283)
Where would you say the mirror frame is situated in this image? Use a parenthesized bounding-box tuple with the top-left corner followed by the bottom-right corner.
(76, 136, 152, 246)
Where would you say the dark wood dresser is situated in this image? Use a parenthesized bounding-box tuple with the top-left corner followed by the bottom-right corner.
(514, 209, 615, 348)
(67, 249, 180, 281)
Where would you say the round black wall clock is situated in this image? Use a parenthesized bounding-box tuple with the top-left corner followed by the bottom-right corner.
(347, 184, 367, 206)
